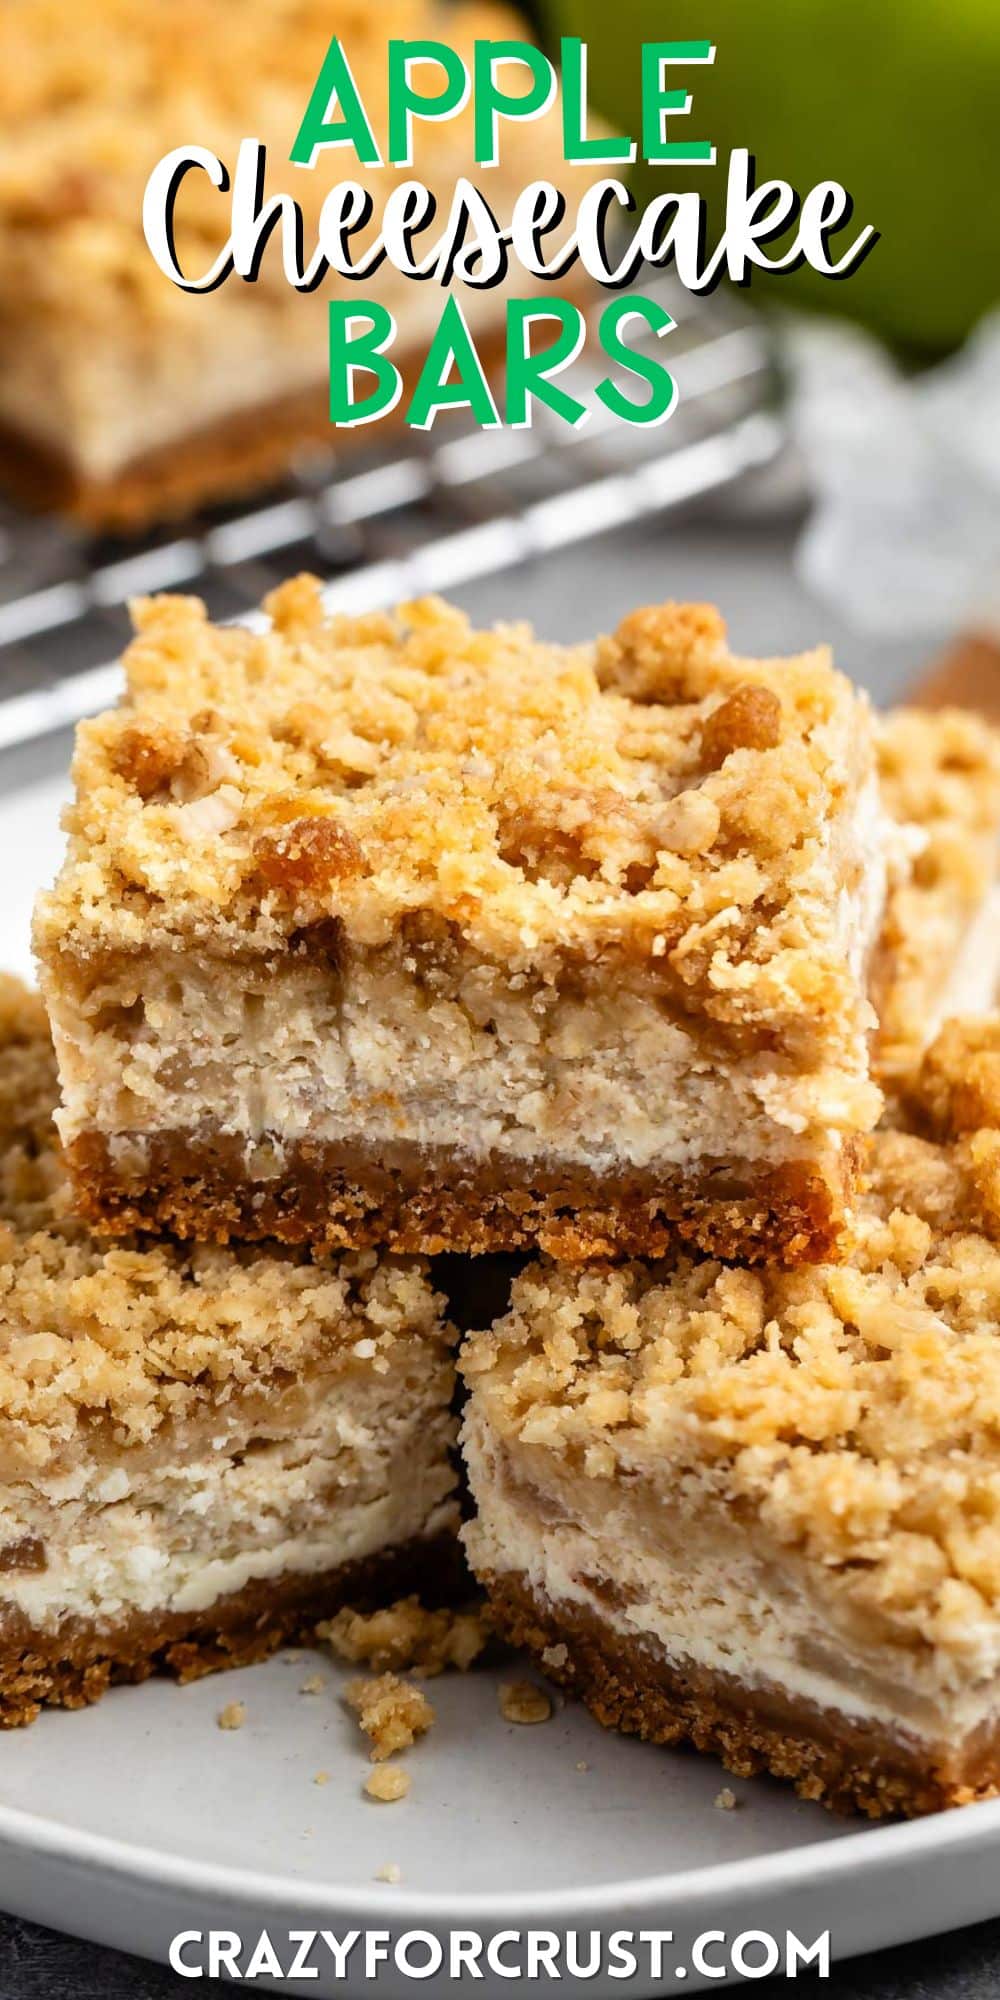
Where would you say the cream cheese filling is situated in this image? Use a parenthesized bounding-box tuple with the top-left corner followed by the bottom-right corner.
(930, 883, 1000, 1033)
(0, 1370, 457, 1633)
(50, 964, 882, 1184)
(836, 764, 895, 989)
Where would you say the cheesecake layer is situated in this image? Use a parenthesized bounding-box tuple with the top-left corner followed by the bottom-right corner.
(47, 947, 877, 1181)
(0, 1536, 460, 1731)
(48, 918, 874, 1260)
(483, 1571, 999, 1820)
(0, 312, 511, 531)
(875, 707, 1000, 1084)
(1, 1367, 458, 1637)
(933, 887, 1000, 1026)
(462, 1407, 1000, 1762)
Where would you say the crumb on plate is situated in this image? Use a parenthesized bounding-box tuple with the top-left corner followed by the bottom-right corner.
(365, 1764, 411, 1803)
(346, 1672, 434, 1761)
(499, 1680, 552, 1725)
(319, 1595, 490, 1677)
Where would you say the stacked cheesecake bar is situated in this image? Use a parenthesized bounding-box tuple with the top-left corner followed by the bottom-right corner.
(461, 1033, 1000, 1818)
(36, 588, 891, 1263)
(0, 976, 459, 1725)
(459, 702, 1000, 1818)
(27, 578, 1000, 1818)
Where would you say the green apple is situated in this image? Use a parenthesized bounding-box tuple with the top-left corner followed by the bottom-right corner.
(541, 0, 1000, 353)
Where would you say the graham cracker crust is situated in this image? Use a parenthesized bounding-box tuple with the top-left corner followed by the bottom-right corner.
(0, 390, 335, 533)
(0, 1532, 463, 1730)
(0, 331, 511, 533)
(484, 1572, 999, 1820)
(67, 1131, 859, 1265)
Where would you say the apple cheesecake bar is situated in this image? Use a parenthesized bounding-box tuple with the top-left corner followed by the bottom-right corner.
(37, 581, 892, 1265)
(0, 976, 458, 1728)
(461, 1015, 1000, 1818)
(0, 0, 595, 530)
(875, 707, 1000, 1086)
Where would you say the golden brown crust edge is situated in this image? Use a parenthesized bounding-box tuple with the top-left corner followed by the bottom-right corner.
(65, 1131, 861, 1266)
(483, 1572, 997, 1820)
(0, 1532, 464, 1730)
(0, 384, 381, 532)
(0, 392, 333, 532)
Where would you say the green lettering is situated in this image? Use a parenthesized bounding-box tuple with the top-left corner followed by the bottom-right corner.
(561, 39, 633, 163)
(290, 39, 381, 168)
(641, 41, 715, 165)
(506, 301, 587, 428)
(329, 302, 400, 425)
(387, 41, 469, 165)
(407, 296, 500, 431)
(595, 297, 676, 427)
(473, 40, 555, 165)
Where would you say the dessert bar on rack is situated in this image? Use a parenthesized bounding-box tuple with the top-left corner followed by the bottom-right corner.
(0, 0, 593, 528)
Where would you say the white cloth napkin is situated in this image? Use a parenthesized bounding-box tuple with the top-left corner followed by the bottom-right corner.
(785, 312, 1000, 638)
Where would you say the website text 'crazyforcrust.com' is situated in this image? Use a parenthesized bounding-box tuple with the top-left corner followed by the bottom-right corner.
(169, 1926, 831, 1982)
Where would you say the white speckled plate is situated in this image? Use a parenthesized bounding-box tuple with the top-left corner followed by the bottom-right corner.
(2, 768, 1000, 1996)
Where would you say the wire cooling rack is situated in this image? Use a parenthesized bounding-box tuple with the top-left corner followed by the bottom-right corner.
(0, 277, 783, 751)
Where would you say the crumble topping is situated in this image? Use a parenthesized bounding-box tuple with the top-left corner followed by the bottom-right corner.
(876, 707, 1000, 1080)
(40, 582, 882, 1060)
(346, 1671, 435, 1761)
(319, 1595, 490, 1677)
(0, 975, 448, 1464)
(498, 1679, 552, 1724)
(364, 1764, 411, 1803)
(217, 1700, 246, 1731)
(461, 1019, 1000, 1653)
(908, 1016, 1000, 1139)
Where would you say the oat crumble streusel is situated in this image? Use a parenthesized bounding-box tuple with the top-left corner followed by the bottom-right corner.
(345, 1671, 435, 1761)
(319, 1596, 490, 1677)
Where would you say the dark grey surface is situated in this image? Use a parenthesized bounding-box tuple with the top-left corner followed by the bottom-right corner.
(0, 509, 985, 1997)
